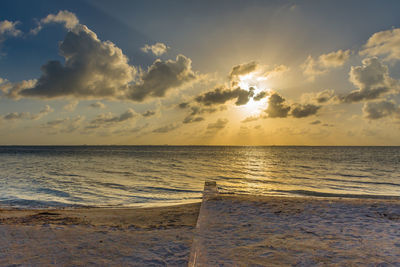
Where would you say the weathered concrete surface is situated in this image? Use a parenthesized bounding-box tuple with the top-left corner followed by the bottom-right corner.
(189, 183, 400, 266)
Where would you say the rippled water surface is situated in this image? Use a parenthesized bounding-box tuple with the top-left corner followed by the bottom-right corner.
(0, 146, 399, 208)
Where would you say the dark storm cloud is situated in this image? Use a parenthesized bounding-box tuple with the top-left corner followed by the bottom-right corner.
(127, 55, 198, 101)
(181, 105, 218, 124)
(142, 110, 156, 117)
(183, 116, 204, 124)
(152, 123, 180, 133)
(195, 86, 254, 106)
(265, 93, 291, 118)
(87, 109, 137, 129)
(265, 92, 320, 119)
(253, 90, 269, 101)
(206, 118, 228, 131)
(362, 100, 400, 119)
(291, 104, 320, 118)
(178, 102, 190, 109)
(310, 120, 321, 125)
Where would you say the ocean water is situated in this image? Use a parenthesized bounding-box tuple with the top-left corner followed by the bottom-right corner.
(0, 146, 399, 208)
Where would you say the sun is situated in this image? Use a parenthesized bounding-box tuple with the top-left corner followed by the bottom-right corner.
(237, 74, 270, 116)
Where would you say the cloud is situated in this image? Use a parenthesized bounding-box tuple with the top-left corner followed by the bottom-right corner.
(142, 110, 156, 117)
(6, 12, 198, 103)
(141, 42, 169, 56)
(3, 112, 27, 120)
(0, 20, 22, 38)
(181, 105, 218, 124)
(262, 65, 289, 78)
(310, 120, 321, 125)
(64, 100, 79, 111)
(89, 101, 106, 109)
(302, 49, 350, 81)
(31, 10, 79, 34)
(253, 90, 269, 101)
(31, 105, 54, 120)
(291, 104, 320, 118)
(152, 123, 180, 133)
(301, 89, 337, 105)
(229, 61, 259, 84)
(229, 61, 258, 78)
(319, 49, 351, 67)
(195, 86, 254, 106)
(127, 55, 198, 101)
(183, 116, 204, 124)
(16, 24, 136, 99)
(2, 105, 53, 121)
(87, 109, 137, 129)
(207, 118, 228, 132)
(43, 115, 85, 134)
(362, 100, 400, 119)
(265, 92, 320, 119)
(265, 92, 291, 118)
(0, 79, 37, 99)
(314, 89, 336, 104)
(241, 116, 260, 123)
(360, 28, 400, 61)
(341, 57, 397, 103)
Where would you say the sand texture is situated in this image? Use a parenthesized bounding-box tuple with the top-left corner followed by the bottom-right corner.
(190, 194, 400, 266)
(1, 194, 400, 266)
(0, 203, 200, 266)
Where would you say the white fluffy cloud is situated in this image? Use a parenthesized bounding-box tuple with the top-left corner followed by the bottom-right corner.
(141, 42, 169, 56)
(360, 28, 400, 61)
(18, 24, 136, 99)
(3, 11, 199, 103)
(342, 57, 398, 103)
(31, 10, 79, 34)
(0, 20, 22, 37)
(302, 49, 350, 81)
(0, 79, 37, 99)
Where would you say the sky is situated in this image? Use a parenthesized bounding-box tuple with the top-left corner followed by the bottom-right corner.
(1, 0, 400, 145)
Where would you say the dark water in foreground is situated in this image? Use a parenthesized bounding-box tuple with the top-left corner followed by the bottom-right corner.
(0, 146, 399, 208)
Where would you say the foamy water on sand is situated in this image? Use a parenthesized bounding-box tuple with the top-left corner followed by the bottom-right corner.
(0, 146, 399, 208)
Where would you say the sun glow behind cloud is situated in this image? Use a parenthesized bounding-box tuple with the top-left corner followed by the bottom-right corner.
(237, 73, 270, 116)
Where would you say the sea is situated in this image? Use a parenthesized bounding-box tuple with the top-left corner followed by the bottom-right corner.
(0, 146, 399, 208)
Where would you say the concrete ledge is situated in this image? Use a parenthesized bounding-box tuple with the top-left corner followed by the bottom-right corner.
(188, 181, 219, 267)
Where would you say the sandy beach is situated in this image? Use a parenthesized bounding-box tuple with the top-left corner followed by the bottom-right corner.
(0, 203, 201, 266)
(1, 194, 400, 266)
